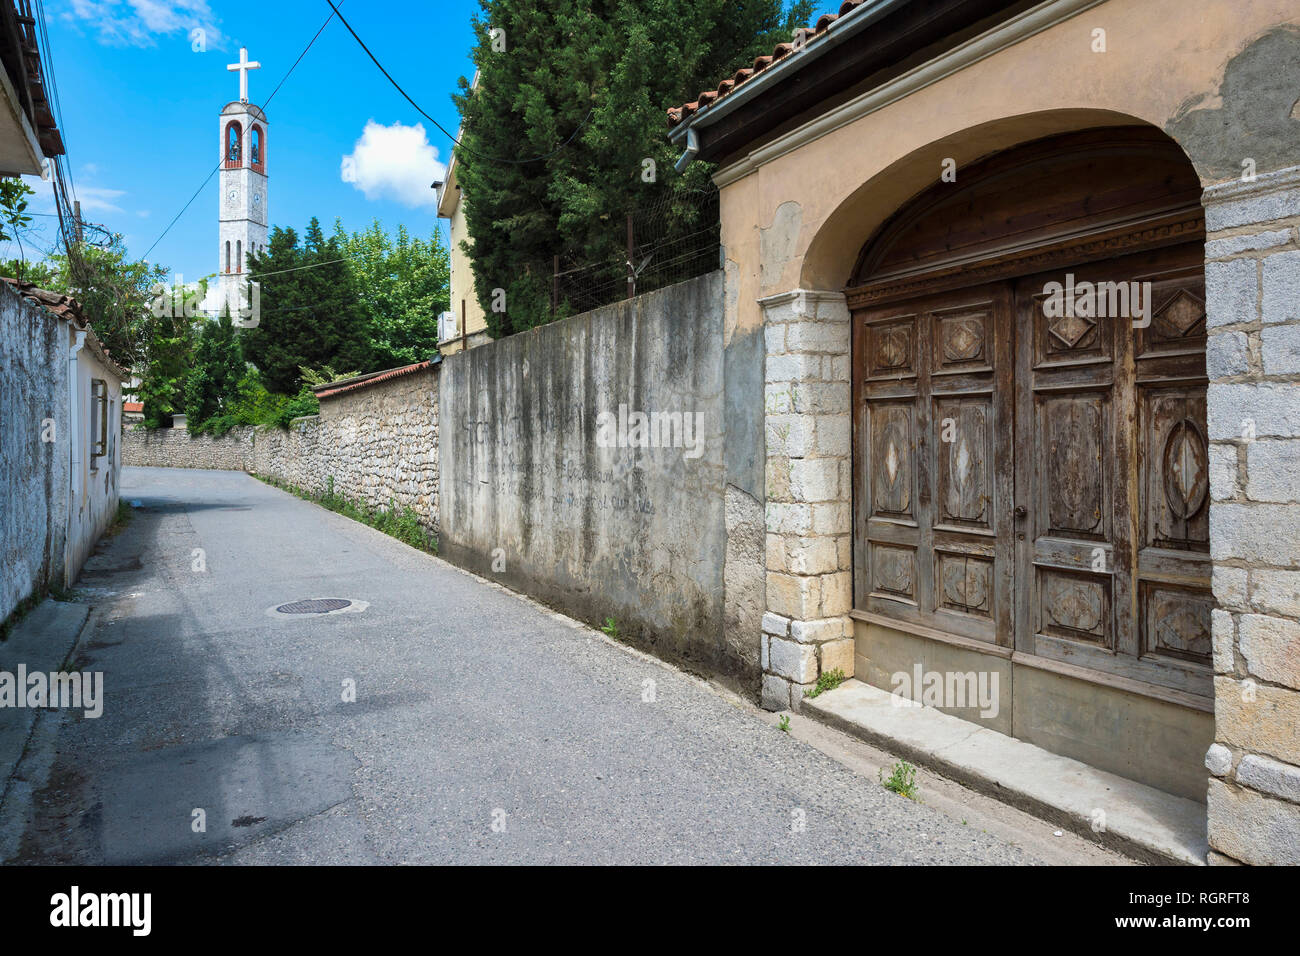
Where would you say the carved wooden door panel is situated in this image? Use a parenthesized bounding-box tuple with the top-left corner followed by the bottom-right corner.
(1012, 242, 1212, 696)
(854, 283, 1014, 646)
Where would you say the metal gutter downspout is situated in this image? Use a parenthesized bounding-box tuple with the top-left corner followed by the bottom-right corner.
(673, 127, 699, 174)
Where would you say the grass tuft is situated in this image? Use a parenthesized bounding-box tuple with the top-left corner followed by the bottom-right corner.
(252, 473, 438, 555)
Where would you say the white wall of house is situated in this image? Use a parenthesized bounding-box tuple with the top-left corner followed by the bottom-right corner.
(0, 283, 69, 622)
(0, 281, 127, 623)
(65, 331, 125, 581)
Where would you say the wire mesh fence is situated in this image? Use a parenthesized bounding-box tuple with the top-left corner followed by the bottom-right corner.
(551, 186, 720, 316)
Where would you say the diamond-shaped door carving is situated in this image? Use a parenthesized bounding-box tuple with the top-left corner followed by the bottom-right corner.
(1151, 288, 1205, 341)
(1048, 313, 1096, 350)
(872, 406, 912, 517)
(940, 315, 986, 364)
(1163, 419, 1208, 520)
(872, 322, 913, 374)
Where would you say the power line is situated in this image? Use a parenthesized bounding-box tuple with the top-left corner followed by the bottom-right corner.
(324, 0, 592, 166)
(254, 255, 351, 278)
(35, 1, 74, 208)
(141, 5, 344, 261)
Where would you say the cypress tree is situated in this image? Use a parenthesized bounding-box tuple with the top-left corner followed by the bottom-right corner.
(453, 0, 813, 337)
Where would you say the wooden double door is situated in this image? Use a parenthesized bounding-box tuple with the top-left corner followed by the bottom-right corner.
(853, 241, 1213, 697)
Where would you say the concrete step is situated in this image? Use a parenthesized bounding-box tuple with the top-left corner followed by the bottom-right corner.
(802, 678, 1208, 865)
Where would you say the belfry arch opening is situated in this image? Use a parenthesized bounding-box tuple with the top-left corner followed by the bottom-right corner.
(224, 120, 242, 168)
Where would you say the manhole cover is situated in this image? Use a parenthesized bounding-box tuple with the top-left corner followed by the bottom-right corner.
(275, 599, 353, 615)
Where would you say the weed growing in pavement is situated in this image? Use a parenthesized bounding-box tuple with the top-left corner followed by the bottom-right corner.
(879, 760, 920, 801)
(777, 714, 790, 733)
(106, 499, 133, 536)
(803, 667, 846, 699)
(600, 617, 620, 640)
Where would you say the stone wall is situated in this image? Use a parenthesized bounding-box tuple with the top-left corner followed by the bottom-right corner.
(124, 426, 252, 470)
(758, 290, 855, 709)
(124, 364, 440, 532)
(252, 367, 440, 529)
(0, 283, 70, 622)
(1202, 165, 1300, 865)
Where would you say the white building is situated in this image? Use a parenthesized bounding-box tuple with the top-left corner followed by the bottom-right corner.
(0, 280, 129, 623)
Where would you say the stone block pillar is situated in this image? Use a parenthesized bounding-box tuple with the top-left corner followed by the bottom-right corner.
(758, 290, 855, 710)
(1203, 165, 1300, 865)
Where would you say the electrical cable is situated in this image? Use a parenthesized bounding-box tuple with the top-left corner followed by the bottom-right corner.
(324, 0, 592, 166)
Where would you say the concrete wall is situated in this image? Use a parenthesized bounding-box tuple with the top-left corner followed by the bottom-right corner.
(437, 272, 761, 686)
(0, 283, 70, 622)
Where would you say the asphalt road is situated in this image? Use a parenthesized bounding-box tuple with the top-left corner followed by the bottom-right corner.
(3, 466, 1038, 865)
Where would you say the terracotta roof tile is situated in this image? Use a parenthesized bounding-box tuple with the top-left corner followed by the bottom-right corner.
(668, 1, 867, 128)
(313, 359, 436, 400)
(1, 276, 87, 327)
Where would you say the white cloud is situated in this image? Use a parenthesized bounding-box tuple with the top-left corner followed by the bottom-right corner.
(25, 177, 127, 216)
(64, 0, 223, 49)
(76, 186, 127, 215)
(340, 120, 447, 209)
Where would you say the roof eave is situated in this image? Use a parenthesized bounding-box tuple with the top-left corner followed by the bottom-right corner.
(668, 0, 911, 146)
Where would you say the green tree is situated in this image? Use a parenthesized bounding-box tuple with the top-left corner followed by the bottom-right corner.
(0, 232, 168, 369)
(335, 219, 450, 367)
(453, 0, 812, 337)
(136, 305, 195, 428)
(183, 309, 245, 426)
(242, 218, 374, 393)
(0, 177, 33, 244)
(0, 257, 58, 287)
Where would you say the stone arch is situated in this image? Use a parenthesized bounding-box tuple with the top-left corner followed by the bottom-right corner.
(224, 119, 243, 168)
(250, 123, 265, 171)
(799, 109, 1203, 292)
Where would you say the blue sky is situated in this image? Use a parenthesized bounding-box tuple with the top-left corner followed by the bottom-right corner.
(8, 0, 836, 283)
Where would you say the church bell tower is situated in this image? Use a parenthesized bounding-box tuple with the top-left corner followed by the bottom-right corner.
(216, 47, 268, 317)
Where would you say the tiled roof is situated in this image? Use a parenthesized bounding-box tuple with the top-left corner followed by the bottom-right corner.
(667, 1, 868, 128)
(1, 276, 87, 326)
(313, 359, 436, 400)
